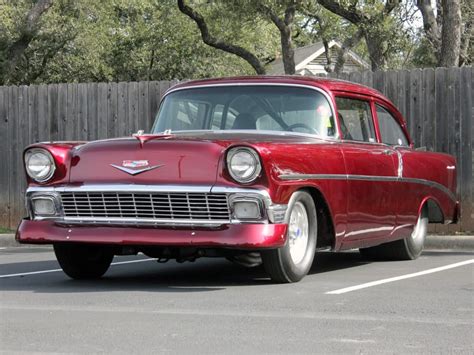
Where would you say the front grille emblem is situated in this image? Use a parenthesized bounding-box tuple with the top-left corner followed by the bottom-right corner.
(111, 160, 164, 175)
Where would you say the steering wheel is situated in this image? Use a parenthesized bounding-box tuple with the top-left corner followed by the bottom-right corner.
(287, 123, 319, 135)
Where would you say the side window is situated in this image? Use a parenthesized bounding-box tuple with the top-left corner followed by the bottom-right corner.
(335, 97, 376, 142)
(376, 105, 409, 146)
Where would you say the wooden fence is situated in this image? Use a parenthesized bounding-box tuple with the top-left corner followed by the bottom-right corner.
(0, 68, 472, 232)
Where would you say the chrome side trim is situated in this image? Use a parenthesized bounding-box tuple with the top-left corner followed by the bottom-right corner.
(278, 173, 457, 202)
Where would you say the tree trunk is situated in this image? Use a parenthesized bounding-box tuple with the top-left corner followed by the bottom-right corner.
(334, 29, 364, 75)
(416, 0, 441, 52)
(280, 27, 295, 75)
(365, 34, 387, 71)
(438, 0, 462, 67)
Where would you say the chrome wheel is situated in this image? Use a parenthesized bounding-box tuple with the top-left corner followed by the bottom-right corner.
(288, 201, 309, 264)
(261, 190, 317, 283)
(410, 208, 428, 250)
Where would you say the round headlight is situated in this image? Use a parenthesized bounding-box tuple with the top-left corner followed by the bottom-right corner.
(226, 147, 262, 183)
(25, 149, 56, 182)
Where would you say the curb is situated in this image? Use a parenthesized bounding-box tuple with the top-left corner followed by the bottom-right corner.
(424, 235, 474, 251)
(1, 233, 473, 250)
(0, 234, 20, 248)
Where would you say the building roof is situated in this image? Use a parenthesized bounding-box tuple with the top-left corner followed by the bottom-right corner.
(268, 41, 369, 75)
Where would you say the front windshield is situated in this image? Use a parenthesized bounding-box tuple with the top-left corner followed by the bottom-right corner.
(152, 85, 336, 137)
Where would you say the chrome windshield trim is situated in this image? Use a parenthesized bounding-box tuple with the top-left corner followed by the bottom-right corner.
(158, 82, 340, 139)
(147, 129, 341, 144)
(279, 174, 457, 202)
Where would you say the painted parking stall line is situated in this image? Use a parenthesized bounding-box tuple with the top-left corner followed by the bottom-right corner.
(0, 258, 155, 279)
(326, 259, 474, 295)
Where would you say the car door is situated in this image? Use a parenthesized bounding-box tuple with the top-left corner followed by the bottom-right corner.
(335, 95, 398, 241)
(373, 102, 417, 238)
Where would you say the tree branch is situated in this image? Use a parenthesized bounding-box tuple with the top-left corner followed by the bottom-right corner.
(177, 0, 266, 74)
(316, 0, 365, 24)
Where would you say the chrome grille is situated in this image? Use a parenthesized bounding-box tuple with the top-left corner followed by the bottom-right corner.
(60, 192, 230, 223)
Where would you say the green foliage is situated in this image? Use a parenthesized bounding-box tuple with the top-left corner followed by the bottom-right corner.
(0, 0, 279, 84)
(0, 0, 461, 84)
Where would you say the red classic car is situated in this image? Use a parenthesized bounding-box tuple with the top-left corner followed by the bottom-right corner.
(16, 76, 459, 283)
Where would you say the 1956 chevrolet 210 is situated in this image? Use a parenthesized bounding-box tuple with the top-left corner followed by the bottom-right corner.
(16, 76, 459, 283)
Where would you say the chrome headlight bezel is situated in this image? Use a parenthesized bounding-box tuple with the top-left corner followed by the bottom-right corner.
(226, 147, 262, 184)
(24, 148, 56, 183)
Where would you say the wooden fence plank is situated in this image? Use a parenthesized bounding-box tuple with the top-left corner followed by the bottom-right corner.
(17, 86, 29, 222)
(65, 83, 77, 141)
(28, 85, 38, 143)
(37, 85, 49, 142)
(78, 83, 88, 141)
(48, 84, 59, 141)
(87, 83, 98, 141)
(58, 83, 68, 141)
(8, 86, 19, 228)
(0, 87, 10, 227)
(128, 82, 138, 135)
(148, 81, 160, 130)
(107, 83, 118, 138)
(118, 82, 129, 136)
(138, 81, 149, 131)
(435, 68, 448, 153)
(422, 68, 435, 151)
(97, 83, 108, 139)
(459, 67, 473, 231)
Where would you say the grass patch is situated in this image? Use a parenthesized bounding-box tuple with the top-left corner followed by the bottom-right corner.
(0, 227, 13, 234)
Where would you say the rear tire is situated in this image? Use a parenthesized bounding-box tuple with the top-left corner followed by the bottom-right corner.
(359, 205, 429, 260)
(54, 244, 114, 279)
(261, 191, 317, 283)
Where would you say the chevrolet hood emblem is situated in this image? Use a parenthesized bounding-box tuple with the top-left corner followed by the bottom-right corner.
(110, 160, 164, 175)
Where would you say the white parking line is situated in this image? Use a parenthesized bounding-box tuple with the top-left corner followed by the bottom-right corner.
(0, 258, 155, 279)
(326, 259, 474, 295)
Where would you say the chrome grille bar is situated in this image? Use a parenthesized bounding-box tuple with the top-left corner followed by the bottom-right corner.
(60, 192, 230, 222)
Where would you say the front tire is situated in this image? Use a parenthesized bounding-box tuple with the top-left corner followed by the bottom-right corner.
(359, 205, 429, 260)
(54, 244, 114, 279)
(261, 191, 317, 283)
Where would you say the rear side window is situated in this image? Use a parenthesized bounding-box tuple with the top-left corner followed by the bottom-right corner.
(376, 105, 409, 146)
(335, 97, 376, 142)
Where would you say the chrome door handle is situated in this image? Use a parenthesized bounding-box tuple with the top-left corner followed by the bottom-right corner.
(382, 149, 393, 155)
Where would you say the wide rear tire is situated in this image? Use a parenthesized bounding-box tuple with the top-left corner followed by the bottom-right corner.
(359, 205, 429, 260)
(261, 191, 317, 283)
(54, 244, 114, 280)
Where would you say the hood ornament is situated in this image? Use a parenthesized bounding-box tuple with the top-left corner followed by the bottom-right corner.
(111, 160, 164, 176)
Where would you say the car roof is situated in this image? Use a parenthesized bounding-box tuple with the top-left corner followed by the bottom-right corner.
(169, 75, 390, 104)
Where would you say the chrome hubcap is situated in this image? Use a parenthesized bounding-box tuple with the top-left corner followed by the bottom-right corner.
(288, 201, 309, 264)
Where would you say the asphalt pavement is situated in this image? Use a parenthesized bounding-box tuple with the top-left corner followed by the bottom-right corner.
(0, 245, 473, 354)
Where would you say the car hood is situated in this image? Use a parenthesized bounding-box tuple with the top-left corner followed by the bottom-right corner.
(68, 136, 226, 186)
